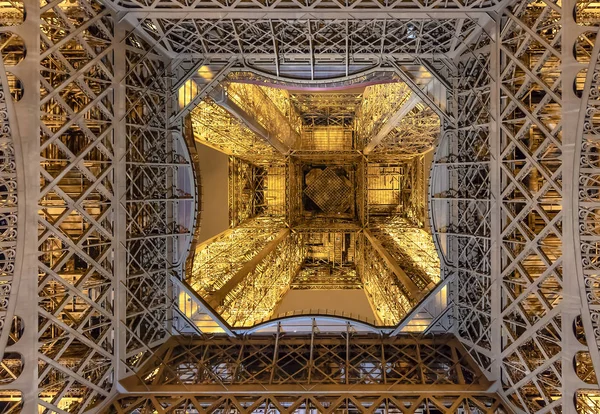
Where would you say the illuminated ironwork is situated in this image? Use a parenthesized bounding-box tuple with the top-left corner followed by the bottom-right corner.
(221, 81, 300, 151)
(355, 82, 412, 148)
(220, 231, 304, 327)
(359, 231, 414, 326)
(188, 220, 282, 297)
(186, 77, 443, 328)
(119, 334, 493, 389)
(106, 333, 507, 412)
(370, 106, 440, 158)
(229, 158, 287, 227)
(191, 99, 282, 162)
(1, 0, 599, 412)
(371, 217, 441, 288)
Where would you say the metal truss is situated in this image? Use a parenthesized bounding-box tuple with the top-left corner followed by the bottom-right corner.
(228, 158, 286, 227)
(1, 0, 197, 410)
(118, 334, 491, 390)
(229, 157, 258, 227)
(576, 7, 600, 410)
(356, 82, 412, 149)
(370, 217, 441, 288)
(106, 393, 508, 413)
(358, 232, 414, 326)
(215, 82, 300, 152)
(427, 17, 494, 381)
(0, 14, 21, 414)
(578, 9, 600, 367)
(122, 29, 198, 377)
(498, 0, 565, 410)
(36, 1, 119, 410)
(104, 333, 508, 412)
(220, 231, 305, 326)
(191, 99, 282, 163)
(112, 17, 485, 80)
(291, 93, 361, 129)
(402, 156, 429, 226)
(0, 28, 19, 344)
(291, 266, 362, 290)
(104, 0, 502, 12)
(187, 81, 441, 328)
(369, 107, 440, 160)
(188, 219, 283, 297)
(177, 65, 443, 331)
(2, 0, 600, 412)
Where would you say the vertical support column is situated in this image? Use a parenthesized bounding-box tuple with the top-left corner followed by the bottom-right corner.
(422, 149, 433, 232)
(447, 65, 460, 338)
(9, 0, 40, 410)
(488, 14, 503, 383)
(113, 20, 128, 385)
(561, 0, 589, 408)
(165, 62, 176, 339)
(575, 17, 600, 387)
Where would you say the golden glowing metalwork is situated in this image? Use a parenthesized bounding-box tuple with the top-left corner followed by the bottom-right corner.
(222, 233, 305, 326)
(258, 85, 303, 134)
(224, 82, 301, 149)
(372, 106, 440, 157)
(229, 158, 287, 227)
(300, 126, 354, 151)
(355, 82, 412, 146)
(0, 0, 24, 26)
(373, 217, 441, 286)
(188, 221, 281, 297)
(191, 99, 281, 161)
(178, 79, 199, 109)
(359, 233, 413, 326)
(577, 390, 600, 413)
(188, 74, 444, 328)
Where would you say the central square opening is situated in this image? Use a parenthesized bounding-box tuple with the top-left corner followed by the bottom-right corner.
(302, 164, 355, 218)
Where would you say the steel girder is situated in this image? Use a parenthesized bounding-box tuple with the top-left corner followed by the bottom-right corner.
(103, 333, 509, 412)
(495, 0, 600, 412)
(577, 11, 600, 412)
(114, 14, 492, 81)
(102, 0, 505, 12)
(0, 18, 22, 413)
(118, 334, 491, 390)
(106, 393, 509, 413)
(0, 1, 197, 411)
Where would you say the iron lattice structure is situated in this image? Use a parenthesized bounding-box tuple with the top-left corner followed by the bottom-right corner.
(105, 334, 509, 413)
(0, 0, 598, 413)
(187, 78, 442, 328)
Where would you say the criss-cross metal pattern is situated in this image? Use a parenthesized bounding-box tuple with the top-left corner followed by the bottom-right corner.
(576, 6, 600, 412)
(498, 1, 566, 410)
(104, 334, 509, 413)
(1, 0, 600, 412)
(103, 0, 499, 11)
